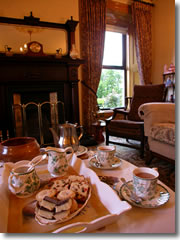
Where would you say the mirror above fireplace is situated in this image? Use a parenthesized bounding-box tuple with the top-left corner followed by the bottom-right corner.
(0, 12, 78, 57)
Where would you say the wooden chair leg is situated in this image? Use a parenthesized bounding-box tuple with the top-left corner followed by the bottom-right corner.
(106, 129, 109, 145)
(140, 140, 144, 158)
(140, 125, 145, 158)
(146, 150, 153, 165)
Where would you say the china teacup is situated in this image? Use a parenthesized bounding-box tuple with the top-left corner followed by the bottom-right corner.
(8, 160, 40, 198)
(97, 145, 116, 167)
(133, 167, 159, 200)
(44, 146, 74, 177)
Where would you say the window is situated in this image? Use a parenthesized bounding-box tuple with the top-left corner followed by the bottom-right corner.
(97, 30, 127, 109)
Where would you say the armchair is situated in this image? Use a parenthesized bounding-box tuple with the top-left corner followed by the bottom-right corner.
(105, 84, 166, 157)
(138, 103, 175, 164)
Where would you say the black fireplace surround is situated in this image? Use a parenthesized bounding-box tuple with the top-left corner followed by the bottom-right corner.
(0, 54, 84, 144)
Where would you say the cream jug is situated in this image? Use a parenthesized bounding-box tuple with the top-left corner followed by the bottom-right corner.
(8, 160, 40, 198)
(44, 146, 74, 177)
(49, 122, 83, 152)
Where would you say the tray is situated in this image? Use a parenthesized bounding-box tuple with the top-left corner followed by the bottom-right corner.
(0, 154, 131, 233)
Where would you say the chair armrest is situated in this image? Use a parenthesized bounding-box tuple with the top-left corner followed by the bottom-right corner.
(114, 108, 129, 114)
(105, 108, 129, 125)
(113, 108, 129, 119)
(105, 116, 113, 124)
(138, 103, 175, 136)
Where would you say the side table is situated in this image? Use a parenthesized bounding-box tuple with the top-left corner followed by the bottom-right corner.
(92, 121, 106, 143)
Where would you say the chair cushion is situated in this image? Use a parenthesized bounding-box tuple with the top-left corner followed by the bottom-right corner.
(150, 123, 175, 146)
(108, 119, 143, 129)
(107, 120, 144, 140)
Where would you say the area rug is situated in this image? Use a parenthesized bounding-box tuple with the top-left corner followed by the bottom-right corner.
(110, 137, 175, 192)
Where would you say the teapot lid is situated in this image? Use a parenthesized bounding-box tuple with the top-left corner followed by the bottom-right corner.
(60, 121, 77, 128)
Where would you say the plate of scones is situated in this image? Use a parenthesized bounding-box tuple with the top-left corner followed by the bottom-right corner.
(35, 175, 91, 225)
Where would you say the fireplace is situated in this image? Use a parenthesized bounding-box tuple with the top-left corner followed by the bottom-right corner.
(0, 54, 84, 145)
(13, 92, 65, 146)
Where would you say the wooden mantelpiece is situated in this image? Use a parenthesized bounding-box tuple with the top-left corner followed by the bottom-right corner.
(0, 54, 84, 141)
(0, 53, 84, 82)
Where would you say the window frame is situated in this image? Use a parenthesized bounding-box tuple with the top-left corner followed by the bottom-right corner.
(99, 33, 127, 110)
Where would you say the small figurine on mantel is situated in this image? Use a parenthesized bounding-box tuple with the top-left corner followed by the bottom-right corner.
(168, 63, 175, 73)
(4, 45, 13, 56)
(70, 44, 78, 59)
(164, 63, 175, 74)
(55, 48, 62, 58)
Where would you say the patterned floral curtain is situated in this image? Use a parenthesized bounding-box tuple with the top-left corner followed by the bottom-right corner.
(131, 1, 153, 85)
(79, 0, 106, 133)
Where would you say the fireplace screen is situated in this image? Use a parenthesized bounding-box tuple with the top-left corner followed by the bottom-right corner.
(12, 93, 65, 146)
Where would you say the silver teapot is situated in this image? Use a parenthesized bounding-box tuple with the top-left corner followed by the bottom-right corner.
(49, 122, 83, 152)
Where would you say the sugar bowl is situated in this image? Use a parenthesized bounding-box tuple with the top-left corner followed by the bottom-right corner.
(8, 160, 40, 198)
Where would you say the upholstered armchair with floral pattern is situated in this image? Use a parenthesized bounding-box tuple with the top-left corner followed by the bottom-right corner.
(138, 103, 175, 164)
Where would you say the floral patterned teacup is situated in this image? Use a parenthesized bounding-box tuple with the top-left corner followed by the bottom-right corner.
(97, 145, 116, 167)
(8, 160, 40, 198)
(45, 146, 74, 177)
(133, 167, 159, 200)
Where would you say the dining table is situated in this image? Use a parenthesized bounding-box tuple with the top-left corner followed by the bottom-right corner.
(0, 147, 175, 234)
(81, 153, 175, 234)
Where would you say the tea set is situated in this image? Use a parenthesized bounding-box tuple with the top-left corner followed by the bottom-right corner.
(4, 122, 170, 207)
(6, 121, 82, 198)
(89, 145, 122, 170)
(8, 147, 74, 198)
(49, 121, 83, 152)
(88, 145, 169, 208)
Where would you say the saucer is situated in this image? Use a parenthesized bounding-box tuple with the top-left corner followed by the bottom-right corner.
(119, 180, 170, 208)
(76, 145, 88, 157)
(89, 156, 122, 170)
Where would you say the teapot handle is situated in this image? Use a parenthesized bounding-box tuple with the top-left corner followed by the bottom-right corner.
(76, 125, 84, 141)
(64, 146, 74, 163)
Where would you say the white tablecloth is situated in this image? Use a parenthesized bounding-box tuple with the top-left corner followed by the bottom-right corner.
(83, 158, 175, 233)
(0, 157, 175, 234)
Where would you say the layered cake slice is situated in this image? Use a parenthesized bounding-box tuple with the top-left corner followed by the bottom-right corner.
(36, 195, 72, 220)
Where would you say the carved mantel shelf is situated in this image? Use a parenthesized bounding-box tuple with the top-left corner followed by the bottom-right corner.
(0, 54, 84, 67)
(0, 54, 84, 82)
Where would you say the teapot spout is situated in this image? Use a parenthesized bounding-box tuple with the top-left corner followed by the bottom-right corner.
(49, 127, 59, 147)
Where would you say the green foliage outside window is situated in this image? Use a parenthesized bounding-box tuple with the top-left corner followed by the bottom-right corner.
(97, 69, 123, 108)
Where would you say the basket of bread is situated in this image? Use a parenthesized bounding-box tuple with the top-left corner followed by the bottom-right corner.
(35, 175, 91, 225)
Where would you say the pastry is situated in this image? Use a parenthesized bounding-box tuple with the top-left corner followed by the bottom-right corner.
(35, 174, 90, 225)
(57, 189, 75, 200)
(36, 189, 56, 202)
